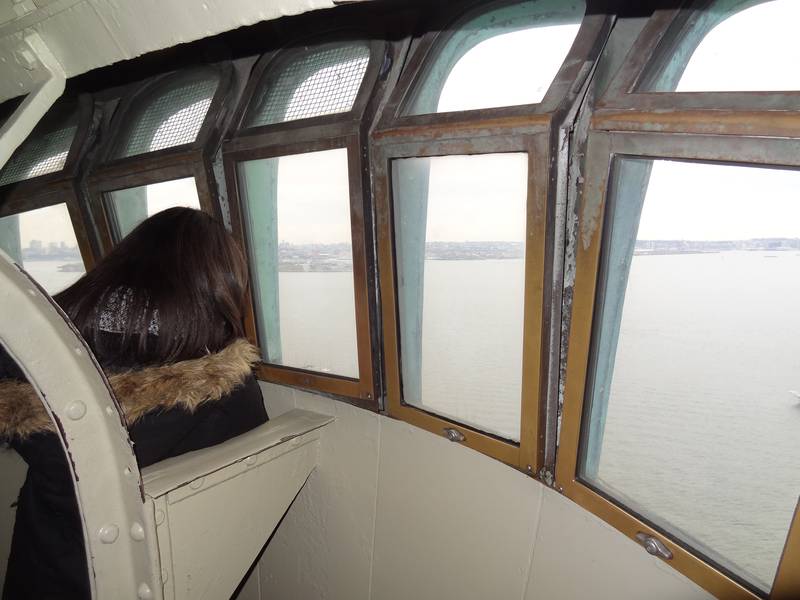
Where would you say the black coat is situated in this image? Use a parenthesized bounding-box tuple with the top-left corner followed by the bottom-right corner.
(0, 338, 268, 599)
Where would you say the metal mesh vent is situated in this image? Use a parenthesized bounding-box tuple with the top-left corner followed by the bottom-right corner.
(114, 71, 220, 159)
(0, 112, 78, 187)
(246, 41, 371, 128)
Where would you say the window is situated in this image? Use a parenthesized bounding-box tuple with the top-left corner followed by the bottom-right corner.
(641, 0, 800, 93)
(226, 36, 382, 404)
(245, 41, 371, 127)
(402, 0, 584, 115)
(580, 158, 799, 594)
(373, 0, 607, 468)
(105, 178, 201, 241)
(111, 69, 220, 159)
(0, 105, 79, 187)
(237, 148, 359, 378)
(392, 153, 528, 441)
(88, 66, 230, 254)
(558, 127, 800, 599)
(0, 204, 86, 294)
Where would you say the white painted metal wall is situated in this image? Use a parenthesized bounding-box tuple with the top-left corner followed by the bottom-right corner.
(246, 381, 715, 600)
(0, 0, 340, 103)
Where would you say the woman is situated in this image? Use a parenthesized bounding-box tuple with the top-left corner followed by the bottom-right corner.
(0, 207, 268, 599)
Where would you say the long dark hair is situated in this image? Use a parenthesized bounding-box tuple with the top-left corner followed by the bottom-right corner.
(56, 208, 248, 366)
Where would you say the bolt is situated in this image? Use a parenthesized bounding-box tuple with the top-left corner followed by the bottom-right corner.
(66, 401, 87, 420)
(98, 524, 119, 544)
(130, 522, 145, 541)
(137, 583, 154, 599)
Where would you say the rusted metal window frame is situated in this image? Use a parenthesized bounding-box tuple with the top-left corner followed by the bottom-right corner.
(222, 34, 391, 409)
(557, 4, 800, 597)
(85, 63, 236, 255)
(558, 130, 800, 600)
(371, 1, 613, 472)
(0, 94, 98, 270)
(597, 1, 800, 132)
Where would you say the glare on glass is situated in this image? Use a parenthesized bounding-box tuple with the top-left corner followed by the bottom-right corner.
(106, 177, 201, 241)
(642, 0, 800, 92)
(237, 148, 359, 378)
(392, 153, 528, 441)
(404, 0, 583, 115)
(0, 203, 85, 295)
(581, 158, 800, 592)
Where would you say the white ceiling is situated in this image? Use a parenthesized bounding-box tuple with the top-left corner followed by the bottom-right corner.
(0, 0, 341, 103)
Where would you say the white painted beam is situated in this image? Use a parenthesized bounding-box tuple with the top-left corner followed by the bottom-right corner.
(0, 30, 64, 169)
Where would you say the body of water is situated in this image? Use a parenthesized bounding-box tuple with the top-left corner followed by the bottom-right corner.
(21, 259, 84, 295)
(20, 250, 799, 591)
(595, 250, 800, 591)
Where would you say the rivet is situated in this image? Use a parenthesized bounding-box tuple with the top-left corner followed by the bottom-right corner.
(161, 568, 169, 583)
(155, 509, 165, 525)
(98, 524, 119, 544)
(27, 288, 36, 295)
(66, 401, 86, 420)
(137, 582, 154, 599)
(105, 406, 115, 416)
(189, 477, 204, 490)
(130, 521, 145, 541)
(74, 346, 83, 355)
(245, 455, 257, 466)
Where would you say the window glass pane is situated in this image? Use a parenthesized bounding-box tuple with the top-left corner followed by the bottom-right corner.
(581, 158, 800, 593)
(238, 148, 358, 378)
(641, 0, 800, 92)
(0, 107, 78, 187)
(245, 41, 371, 128)
(392, 154, 528, 441)
(403, 0, 583, 115)
(0, 204, 85, 294)
(113, 70, 219, 159)
(106, 178, 201, 241)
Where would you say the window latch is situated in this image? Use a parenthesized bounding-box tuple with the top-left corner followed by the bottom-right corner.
(443, 428, 465, 443)
(635, 532, 673, 560)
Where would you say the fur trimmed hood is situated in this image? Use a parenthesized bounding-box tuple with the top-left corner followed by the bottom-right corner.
(0, 339, 260, 440)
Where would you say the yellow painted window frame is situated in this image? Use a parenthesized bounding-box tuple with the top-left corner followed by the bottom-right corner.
(556, 129, 800, 600)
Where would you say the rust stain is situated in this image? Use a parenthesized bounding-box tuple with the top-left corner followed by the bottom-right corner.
(592, 110, 800, 137)
(373, 114, 551, 141)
